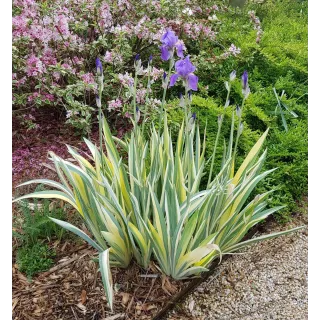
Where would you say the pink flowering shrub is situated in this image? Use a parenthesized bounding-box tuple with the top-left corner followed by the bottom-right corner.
(12, 0, 244, 132)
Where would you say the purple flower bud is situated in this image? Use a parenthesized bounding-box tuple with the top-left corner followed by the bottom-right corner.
(241, 70, 250, 98)
(187, 112, 196, 131)
(188, 90, 192, 99)
(95, 57, 103, 76)
(96, 95, 101, 108)
(135, 54, 140, 61)
(136, 107, 141, 122)
(230, 70, 236, 81)
(179, 93, 185, 107)
(241, 70, 248, 90)
(239, 122, 244, 135)
(163, 72, 167, 80)
(149, 55, 153, 62)
(236, 105, 241, 117)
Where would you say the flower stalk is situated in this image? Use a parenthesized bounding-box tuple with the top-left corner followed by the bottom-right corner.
(96, 58, 104, 171)
(207, 73, 233, 188)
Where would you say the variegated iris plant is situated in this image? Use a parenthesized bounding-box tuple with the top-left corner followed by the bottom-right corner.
(14, 30, 303, 310)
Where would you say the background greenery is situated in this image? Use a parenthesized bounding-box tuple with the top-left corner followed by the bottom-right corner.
(167, 0, 308, 221)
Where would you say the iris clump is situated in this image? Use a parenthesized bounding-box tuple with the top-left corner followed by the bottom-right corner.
(14, 30, 304, 312)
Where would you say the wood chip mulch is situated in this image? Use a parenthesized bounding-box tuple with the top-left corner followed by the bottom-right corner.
(12, 242, 190, 320)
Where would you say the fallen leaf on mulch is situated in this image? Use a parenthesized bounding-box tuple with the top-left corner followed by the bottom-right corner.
(81, 289, 87, 304)
(120, 292, 130, 306)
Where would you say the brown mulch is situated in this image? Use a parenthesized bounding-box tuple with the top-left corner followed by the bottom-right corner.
(12, 108, 129, 188)
(12, 241, 190, 320)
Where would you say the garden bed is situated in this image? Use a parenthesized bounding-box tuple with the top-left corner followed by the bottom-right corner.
(13, 205, 307, 320)
(12, 110, 307, 320)
(13, 241, 189, 320)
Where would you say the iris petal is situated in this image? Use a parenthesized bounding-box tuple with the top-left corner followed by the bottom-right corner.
(187, 74, 198, 91)
(161, 46, 171, 61)
(169, 73, 180, 87)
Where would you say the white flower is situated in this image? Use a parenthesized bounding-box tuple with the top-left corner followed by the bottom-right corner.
(208, 14, 219, 21)
(182, 8, 193, 16)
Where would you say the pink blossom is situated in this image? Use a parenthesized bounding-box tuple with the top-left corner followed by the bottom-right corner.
(81, 73, 95, 85)
(118, 73, 134, 87)
(108, 99, 123, 112)
(73, 56, 84, 65)
(27, 92, 40, 102)
(104, 51, 113, 63)
(61, 63, 72, 70)
(248, 10, 263, 43)
(54, 14, 70, 37)
(15, 77, 27, 88)
(12, 15, 28, 36)
(53, 72, 61, 81)
(26, 54, 44, 76)
(136, 88, 147, 104)
(43, 93, 54, 102)
(41, 47, 57, 66)
(118, 0, 132, 10)
(150, 67, 164, 81)
(99, 3, 113, 30)
(229, 44, 241, 56)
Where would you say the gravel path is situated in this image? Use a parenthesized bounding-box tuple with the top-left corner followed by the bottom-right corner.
(168, 213, 308, 320)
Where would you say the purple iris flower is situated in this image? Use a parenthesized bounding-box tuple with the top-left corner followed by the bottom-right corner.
(95, 57, 103, 76)
(135, 54, 140, 61)
(169, 56, 198, 91)
(160, 30, 185, 60)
